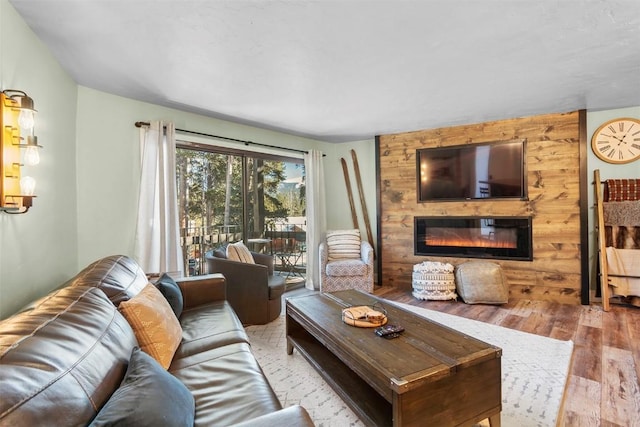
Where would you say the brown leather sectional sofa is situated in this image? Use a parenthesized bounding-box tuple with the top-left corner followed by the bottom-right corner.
(0, 255, 314, 426)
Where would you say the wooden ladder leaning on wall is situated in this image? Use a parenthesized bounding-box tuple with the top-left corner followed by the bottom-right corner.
(593, 169, 610, 311)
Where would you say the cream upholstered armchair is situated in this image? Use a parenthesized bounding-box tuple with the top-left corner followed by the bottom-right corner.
(319, 230, 374, 293)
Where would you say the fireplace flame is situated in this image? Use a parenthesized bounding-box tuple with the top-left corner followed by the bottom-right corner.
(425, 236, 517, 249)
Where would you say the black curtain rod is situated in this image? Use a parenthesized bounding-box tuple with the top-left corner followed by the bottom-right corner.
(135, 121, 317, 156)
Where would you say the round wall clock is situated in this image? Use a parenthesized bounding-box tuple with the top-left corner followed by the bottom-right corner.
(591, 117, 640, 164)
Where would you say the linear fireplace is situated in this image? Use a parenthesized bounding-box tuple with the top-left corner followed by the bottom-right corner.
(414, 216, 533, 261)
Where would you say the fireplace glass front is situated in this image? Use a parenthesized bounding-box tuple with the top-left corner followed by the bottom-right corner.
(414, 216, 532, 261)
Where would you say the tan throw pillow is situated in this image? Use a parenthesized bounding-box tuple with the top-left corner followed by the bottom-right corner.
(226, 241, 255, 263)
(119, 283, 182, 369)
(326, 229, 361, 261)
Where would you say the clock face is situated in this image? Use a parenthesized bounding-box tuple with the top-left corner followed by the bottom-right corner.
(591, 117, 640, 164)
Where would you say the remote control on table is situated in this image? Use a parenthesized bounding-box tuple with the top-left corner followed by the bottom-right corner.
(375, 324, 404, 339)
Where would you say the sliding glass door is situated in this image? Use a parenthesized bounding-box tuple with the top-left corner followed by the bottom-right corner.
(176, 144, 306, 279)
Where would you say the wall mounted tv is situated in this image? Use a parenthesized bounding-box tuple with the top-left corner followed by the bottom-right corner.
(417, 139, 527, 202)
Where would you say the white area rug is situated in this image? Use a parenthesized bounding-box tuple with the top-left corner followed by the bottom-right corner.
(245, 301, 574, 427)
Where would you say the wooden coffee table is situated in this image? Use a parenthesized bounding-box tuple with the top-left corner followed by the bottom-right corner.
(286, 290, 502, 426)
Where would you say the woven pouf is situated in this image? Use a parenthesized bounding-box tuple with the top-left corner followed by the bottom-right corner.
(412, 261, 457, 301)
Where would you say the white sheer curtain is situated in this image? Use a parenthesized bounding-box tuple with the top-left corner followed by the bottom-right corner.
(134, 121, 183, 276)
(304, 150, 326, 290)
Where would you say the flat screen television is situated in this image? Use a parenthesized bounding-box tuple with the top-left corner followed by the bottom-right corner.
(417, 139, 527, 202)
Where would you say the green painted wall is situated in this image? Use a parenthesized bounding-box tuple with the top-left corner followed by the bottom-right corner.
(74, 87, 338, 268)
(0, 0, 78, 318)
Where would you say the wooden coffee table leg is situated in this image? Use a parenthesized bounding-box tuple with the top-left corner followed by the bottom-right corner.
(488, 413, 501, 427)
(287, 339, 294, 355)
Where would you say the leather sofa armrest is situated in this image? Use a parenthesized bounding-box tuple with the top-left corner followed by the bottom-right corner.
(175, 273, 226, 309)
(229, 405, 315, 427)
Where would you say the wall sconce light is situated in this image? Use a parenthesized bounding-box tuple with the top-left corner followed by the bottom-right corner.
(1, 90, 41, 214)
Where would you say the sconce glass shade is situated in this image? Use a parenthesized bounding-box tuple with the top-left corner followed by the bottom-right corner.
(15, 93, 36, 130)
(18, 109, 35, 130)
(20, 176, 36, 196)
(24, 136, 40, 166)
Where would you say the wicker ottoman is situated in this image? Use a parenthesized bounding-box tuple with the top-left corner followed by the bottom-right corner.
(412, 261, 457, 301)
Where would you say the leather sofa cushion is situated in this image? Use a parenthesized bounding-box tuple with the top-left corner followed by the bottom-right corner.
(174, 300, 249, 359)
(69, 254, 148, 306)
(169, 342, 282, 426)
(0, 286, 137, 426)
(230, 405, 315, 427)
(325, 258, 368, 277)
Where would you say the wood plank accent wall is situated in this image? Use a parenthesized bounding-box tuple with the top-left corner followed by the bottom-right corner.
(377, 111, 583, 304)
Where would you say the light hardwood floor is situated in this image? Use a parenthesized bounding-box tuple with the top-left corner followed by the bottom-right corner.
(374, 287, 640, 427)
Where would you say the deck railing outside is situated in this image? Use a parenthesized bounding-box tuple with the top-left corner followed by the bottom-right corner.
(180, 220, 307, 278)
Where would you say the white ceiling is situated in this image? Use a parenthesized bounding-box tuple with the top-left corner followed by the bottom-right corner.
(10, 0, 640, 142)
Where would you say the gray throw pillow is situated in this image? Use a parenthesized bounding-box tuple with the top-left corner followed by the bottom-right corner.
(213, 248, 227, 259)
(89, 347, 194, 427)
(154, 273, 183, 318)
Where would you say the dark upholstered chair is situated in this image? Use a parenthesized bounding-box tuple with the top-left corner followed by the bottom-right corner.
(205, 249, 285, 325)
